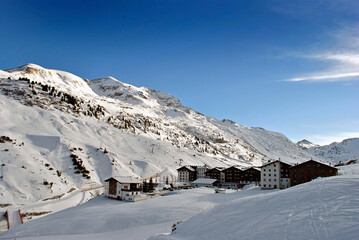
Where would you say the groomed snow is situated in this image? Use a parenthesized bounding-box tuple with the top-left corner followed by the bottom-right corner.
(150, 165, 359, 240)
(1, 165, 358, 240)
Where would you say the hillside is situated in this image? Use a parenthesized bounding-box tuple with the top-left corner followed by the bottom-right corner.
(0, 63, 314, 208)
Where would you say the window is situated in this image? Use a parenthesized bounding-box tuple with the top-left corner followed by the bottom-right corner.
(269, 179, 271, 182)
(274, 169, 276, 172)
(269, 174, 271, 176)
(281, 179, 283, 181)
(269, 169, 271, 172)
(263, 169, 266, 172)
(263, 174, 266, 176)
(263, 184, 266, 187)
(286, 179, 288, 182)
(274, 174, 276, 177)
(273, 164, 276, 167)
(274, 179, 276, 181)
(281, 173, 283, 177)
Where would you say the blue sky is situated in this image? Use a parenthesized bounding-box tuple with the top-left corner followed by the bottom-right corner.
(1, 0, 358, 145)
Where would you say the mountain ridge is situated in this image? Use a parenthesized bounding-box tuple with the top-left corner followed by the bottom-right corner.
(0, 63, 317, 208)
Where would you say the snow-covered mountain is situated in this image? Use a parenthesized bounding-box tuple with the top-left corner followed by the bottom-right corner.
(0, 63, 315, 210)
(299, 138, 359, 165)
(296, 139, 319, 149)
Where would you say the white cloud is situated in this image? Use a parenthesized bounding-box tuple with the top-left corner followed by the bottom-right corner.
(307, 131, 359, 145)
(286, 28, 359, 82)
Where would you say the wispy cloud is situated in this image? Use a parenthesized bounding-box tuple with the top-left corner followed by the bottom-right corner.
(285, 27, 359, 82)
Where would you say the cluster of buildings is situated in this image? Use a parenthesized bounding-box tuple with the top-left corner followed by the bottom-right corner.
(177, 165, 261, 188)
(104, 158, 338, 202)
(177, 159, 338, 190)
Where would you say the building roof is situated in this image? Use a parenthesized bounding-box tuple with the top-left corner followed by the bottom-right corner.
(243, 166, 261, 172)
(104, 177, 142, 184)
(192, 178, 218, 184)
(177, 165, 196, 172)
(223, 166, 245, 172)
(206, 167, 225, 173)
(290, 159, 337, 170)
(260, 160, 292, 168)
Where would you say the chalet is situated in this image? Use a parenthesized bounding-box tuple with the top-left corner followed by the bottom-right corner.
(241, 167, 261, 185)
(223, 166, 244, 184)
(196, 165, 210, 179)
(261, 160, 292, 189)
(104, 177, 142, 201)
(205, 167, 225, 183)
(177, 166, 196, 183)
(191, 178, 218, 187)
(290, 159, 338, 187)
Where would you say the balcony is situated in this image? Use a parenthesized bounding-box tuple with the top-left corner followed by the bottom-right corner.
(121, 188, 141, 192)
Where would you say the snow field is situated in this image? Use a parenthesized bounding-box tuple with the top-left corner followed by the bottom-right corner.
(150, 166, 359, 240)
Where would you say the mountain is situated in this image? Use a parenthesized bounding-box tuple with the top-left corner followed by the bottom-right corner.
(0, 63, 314, 209)
(296, 139, 319, 149)
(300, 138, 359, 165)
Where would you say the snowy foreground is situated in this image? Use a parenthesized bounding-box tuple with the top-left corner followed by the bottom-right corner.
(1, 165, 359, 240)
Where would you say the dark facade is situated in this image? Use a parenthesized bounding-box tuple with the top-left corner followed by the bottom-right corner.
(107, 178, 117, 195)
(242, 167, 260, 183)
(280, 162, 291, 178)
(223, 166, 243, 183)
(290, 160, 338, 187)
(177, 166, 196, 181)
(205, 168, 222, 181)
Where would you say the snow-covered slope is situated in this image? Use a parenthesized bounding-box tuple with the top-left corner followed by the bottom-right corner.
(299, 138, 359, 164)
(0, 63, 314, 210)
(1, 165, 358, 240)
(150, 164, 359, 240)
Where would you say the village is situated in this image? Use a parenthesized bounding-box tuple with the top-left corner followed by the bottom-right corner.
(104, 158, 338, 202)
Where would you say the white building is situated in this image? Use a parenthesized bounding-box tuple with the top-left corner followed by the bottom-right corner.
(260, 160, 291, 190)
(196, 165, 210, 179)
(104, 177, 142, 201)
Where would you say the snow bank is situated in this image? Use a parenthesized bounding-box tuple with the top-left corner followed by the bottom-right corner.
(150, 174, 359, 240)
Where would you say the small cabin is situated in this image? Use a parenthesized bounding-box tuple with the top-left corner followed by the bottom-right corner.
(104, 177, 142, 202)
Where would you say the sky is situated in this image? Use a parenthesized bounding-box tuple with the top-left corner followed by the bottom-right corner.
(0, 0, 358, 145)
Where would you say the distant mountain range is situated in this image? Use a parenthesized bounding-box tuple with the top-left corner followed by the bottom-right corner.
(297, 138, 359, 164)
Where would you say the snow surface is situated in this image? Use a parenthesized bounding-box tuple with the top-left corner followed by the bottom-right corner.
(150, 165, 359, 240)
(1, 165, 358, 239)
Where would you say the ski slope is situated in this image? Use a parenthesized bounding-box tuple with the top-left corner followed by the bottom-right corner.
(0, 165, 358, 240)
(151, 164, 359, 240)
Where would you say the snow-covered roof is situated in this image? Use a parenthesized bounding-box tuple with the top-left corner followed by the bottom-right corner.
(177, 165, 196, 172)
(192, 178, 218, 184)
(290, 159, 337, 169)
(243, 166, 261, 172)
(224, 166, 245, 171)
(104, 177, 142, 184)
(261, 160, 292, 168)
